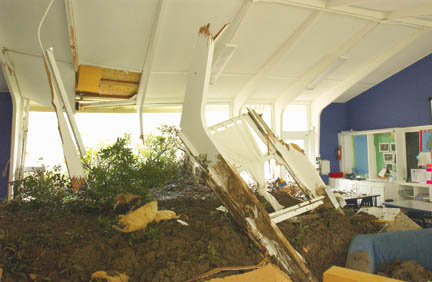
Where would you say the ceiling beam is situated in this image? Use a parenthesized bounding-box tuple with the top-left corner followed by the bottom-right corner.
(311, 29, 425, 113)
(254, 0, 432, 28)
(136, 0, 167, 139)
(274, 21, 377, 107)
(326, 0, 371, 8)
(210, 0, 252, 84)
(232, 11, 322, 115)
(64, 0, 79, 72)
(387, 4, 432, 19)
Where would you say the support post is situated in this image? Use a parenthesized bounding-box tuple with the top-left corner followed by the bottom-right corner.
(43, 48, 86, 190)
(180, 24, 317, 281)
(1, 49, 26, 200)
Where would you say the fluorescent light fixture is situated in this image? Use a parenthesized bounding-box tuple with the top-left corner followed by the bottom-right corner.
(306, 56, 348, 90)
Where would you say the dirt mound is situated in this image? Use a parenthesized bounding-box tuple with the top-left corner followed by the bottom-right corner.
(382, 260, 432, 282)
(276, 204, 382, 281)
(0, 195, 262, 281)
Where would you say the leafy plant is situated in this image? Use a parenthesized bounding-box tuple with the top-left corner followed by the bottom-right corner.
(10, 166, 73, 208)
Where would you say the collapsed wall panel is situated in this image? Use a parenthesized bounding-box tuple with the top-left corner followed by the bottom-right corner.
(179, 24, 317, 281)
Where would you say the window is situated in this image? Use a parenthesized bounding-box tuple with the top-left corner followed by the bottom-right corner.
(281, 104, 311, 159)
(206, 104, 230, 127)
(282, 104, 308, 132)
(25, 111, 182, 169)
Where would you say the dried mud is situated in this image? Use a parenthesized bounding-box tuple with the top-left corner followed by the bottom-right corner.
(381, 260, 432, 282)
(0, 183, 262, 282)
(269, 191, 383, 281)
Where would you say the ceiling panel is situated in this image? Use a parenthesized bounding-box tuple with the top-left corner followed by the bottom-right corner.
(224, 3, 312, 74)
(361, 31, 432, 84)
(75, 0, 159, 70)
(145, 73, 187, 102)
(9, 52, 75, 107)
(153, 0, 243, 72)
(270, 12, 368, 77)
(208, 74, 252, 100)
(0, 0, 72, 61)
(354, 0, 432, 12)
(249, 77, 295, 102)
(328, 24, 416, 81)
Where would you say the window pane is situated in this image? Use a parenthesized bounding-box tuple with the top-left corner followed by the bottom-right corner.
(206, 104, 230, 127)
(283, 105, 308, 131)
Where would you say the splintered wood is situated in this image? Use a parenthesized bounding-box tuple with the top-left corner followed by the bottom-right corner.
(206, 155, 317, 282)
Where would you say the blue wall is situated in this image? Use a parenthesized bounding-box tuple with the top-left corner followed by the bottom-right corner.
(347, 54, 432, 131)
(0, 92, 12, 198)
(320, 53, 432, 183)
(320, 103, 348, 184)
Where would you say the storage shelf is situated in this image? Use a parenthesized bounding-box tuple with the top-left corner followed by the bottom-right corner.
(398, 182, 432, 188)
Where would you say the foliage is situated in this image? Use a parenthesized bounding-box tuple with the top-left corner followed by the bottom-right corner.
(9, 126, 184, 210)
(11, 166, 73, 208)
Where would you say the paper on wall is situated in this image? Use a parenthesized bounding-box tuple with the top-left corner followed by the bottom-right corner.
(417, 152, 432, 167)
(411, 168, 432, 183)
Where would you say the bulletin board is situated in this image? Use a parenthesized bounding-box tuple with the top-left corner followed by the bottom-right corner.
(353, 135, 368, 175)
(405, 131, 420, 182)
(373, 132, 396, 176)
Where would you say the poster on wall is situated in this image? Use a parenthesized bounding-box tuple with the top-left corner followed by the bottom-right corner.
(420, 130, 432, 152)
(384, 153, 395, 163)
(379, 143, 389, 152)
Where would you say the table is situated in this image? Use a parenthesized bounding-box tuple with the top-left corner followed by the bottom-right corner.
(383, 200, 432, 227)
(343, 194, 380, 209)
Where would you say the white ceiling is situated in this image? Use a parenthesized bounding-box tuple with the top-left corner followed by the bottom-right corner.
(0, 0, 431, 108)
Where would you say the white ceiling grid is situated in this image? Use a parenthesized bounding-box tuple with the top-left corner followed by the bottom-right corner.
(0, 0, 431, 108)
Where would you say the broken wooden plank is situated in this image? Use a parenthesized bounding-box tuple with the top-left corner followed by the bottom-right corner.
(323, 266, 404, 282)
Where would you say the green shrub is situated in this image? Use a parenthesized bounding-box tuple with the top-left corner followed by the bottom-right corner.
(11, 166, 73, 208)
(80, 127, 182, 208)
(10, 126, 183, 210)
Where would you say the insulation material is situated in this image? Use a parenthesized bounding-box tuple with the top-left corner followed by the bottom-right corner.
(206, 264, 291, 282)
(154, 210, 180, 222)
(114, 201, 158, 233)
(113, 193, 141, 209)
(114, 201, 179, 232)
(91, 271, 129, 282)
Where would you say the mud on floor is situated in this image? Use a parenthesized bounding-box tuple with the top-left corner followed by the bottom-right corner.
(0, 185, 262, 281)
(267, 191, 383, 281)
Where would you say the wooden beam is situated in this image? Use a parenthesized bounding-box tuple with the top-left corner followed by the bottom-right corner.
(311, 29, 425, 114)
(274, 21, 377, 107)
(232, 11, 322, 116)
(76, 65, 140, 97)
(387, 4, 432, 19)
(323, 266, 404, 282)
(136, 0, 167, 140)
(64, 0, 79, 72)
(210, 0, 252, 85)
(326, 0, 372, 8)
(255, 0, 432, 28)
